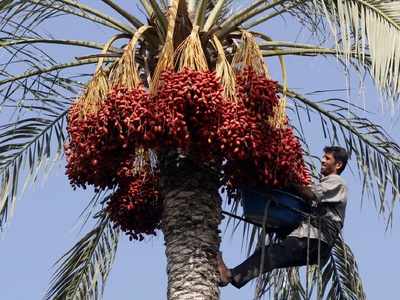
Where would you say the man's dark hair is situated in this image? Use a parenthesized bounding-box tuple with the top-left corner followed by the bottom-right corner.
(323, 146, 349, 174)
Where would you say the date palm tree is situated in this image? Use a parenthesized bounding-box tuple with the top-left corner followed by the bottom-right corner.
(1, 0, 400, 299)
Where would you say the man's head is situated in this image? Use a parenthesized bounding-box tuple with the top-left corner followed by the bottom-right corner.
(321, 146, 349, 176)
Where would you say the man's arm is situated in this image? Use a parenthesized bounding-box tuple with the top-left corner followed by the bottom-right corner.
(288, 176, 347, 205)
(287, 183, 318, 205)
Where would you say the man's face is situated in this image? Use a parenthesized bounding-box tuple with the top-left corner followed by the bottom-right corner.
(321, 152, 342, 176)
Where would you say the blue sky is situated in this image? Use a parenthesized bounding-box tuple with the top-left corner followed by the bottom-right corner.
(1, 1, 399, 299)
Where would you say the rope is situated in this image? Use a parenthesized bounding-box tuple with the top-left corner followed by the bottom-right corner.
(317, 217, 322, 300)
(254, 200, 271, 300)
(306, 214, 311, 300)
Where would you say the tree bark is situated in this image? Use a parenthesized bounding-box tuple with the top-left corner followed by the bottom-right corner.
(160, 155, 221, 300)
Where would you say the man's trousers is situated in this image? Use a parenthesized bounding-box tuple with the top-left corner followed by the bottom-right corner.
(230, 237, 331, 289)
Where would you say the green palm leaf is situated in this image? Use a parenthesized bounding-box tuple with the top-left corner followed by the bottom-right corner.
(187, 0, 234, 23)
(0, 108, 68, 228)
(214, 0, 400, 103)
(217, 0, 290, 37)
(0, 37, 119, 52)
(255, 267, 306, 300)
(101, 0, 144, 28)
(0, 57, 117, 88)
(45, 210, 120, 300)
(0, 42, 108, 231)
(322, 237, 366, 300)
(1, 0, 134, 33)
(307, 0, 400, 102)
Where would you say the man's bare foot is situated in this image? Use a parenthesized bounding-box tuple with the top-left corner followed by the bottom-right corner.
(217, 251, 232, 287)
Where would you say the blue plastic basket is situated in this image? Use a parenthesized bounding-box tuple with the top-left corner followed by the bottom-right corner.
(241, 187, 310, 229)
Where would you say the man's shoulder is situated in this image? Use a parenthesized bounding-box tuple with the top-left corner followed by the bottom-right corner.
(319, 174, 348, 203)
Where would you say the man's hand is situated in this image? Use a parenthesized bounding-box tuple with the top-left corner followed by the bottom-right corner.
(287, 183, 317, 204)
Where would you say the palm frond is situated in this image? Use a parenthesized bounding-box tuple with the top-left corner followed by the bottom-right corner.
(213, 0, 400, 103)
(243, 0, 309, 30)
(0, 27, 121, 94)
(255, 268, 307, 300)
(184, 0, 236, 29)
(45, 211, 120, 300)
(0, 30, 126, 108)
(0, 107, 68, 229)
(0, 37, 120, 52)
(0, 57, 117, 87)
(204, 0, 225, 31)
(0, 35, 95, 229)
(138, 0, 167, 40)
(216, 0, 290, 37)
(101, 0, 144, 28)
(0, 53, 108, 114)
(321, 237, 366, 300)
(308, 0, 400, 103)
(256, 33, 399, 106)
(0, 0, 134, 34)
(287, 89, 400, 222)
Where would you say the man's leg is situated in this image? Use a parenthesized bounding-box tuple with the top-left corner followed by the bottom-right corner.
(226, 237, 330, 289)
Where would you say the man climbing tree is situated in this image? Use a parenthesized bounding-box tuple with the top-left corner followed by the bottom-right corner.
(4, 0, 400, 298)
(218, 146, 349, 289)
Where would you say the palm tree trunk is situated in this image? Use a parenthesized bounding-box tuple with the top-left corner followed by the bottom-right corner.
(160, 155, 221, 300)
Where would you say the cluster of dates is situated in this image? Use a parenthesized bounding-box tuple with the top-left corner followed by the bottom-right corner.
(219, 68, 310, 188)
(108, 157, 161, 241)
(153, 69, 224, 160)
(65, 67, 310, 240)
(66, 86, 163, 240)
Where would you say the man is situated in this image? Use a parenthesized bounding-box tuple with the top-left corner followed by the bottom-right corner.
(218, 146, 349, 289)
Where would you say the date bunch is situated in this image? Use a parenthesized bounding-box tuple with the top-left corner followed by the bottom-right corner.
(65, 67, 310, 240)
(219, 68, 310, 188)
(66, 86, 163, 239)
(107, 156, 161, 241)
(154, 68, 224, 160)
